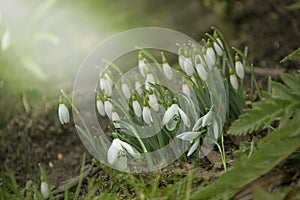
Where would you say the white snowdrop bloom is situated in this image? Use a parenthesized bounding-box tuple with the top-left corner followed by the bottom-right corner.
(206, 46, 216, 64)
(96, 96, 105, 116)
(1, 29, 11, 51)
(138, 53, 146, 77)
(196, 62, 207, 81)
(142, 106, 153, 125)
(178, 48, 185, 70)
(187, 140, 200, 157)
(122, 83, 131, 100)
(163, 104, 190, 130)
(213, 38, 223, 56)
(111, 111, 121, 128)
(183, 57, 194, 76)
(235, 59, 245, 79)
(182, 83, 191, 97)
(58, 98, 70, 125)
(177, 131, 201, 143)
(161, 52, 173, 80)
(230, 74, 239, 90)
(40, 181, 50, 199)
(162, 63, 173, 80)
(213, 118, 219, 139)
(105, 73, 113, 87)
(204, 53, 215, 71)
(148, 93, 159, 111)
(192, 110, 213, 131)
(99, 74, 112, 96)
(132, 99, 142, 117)
(104, 100, 113, 119)
(135, 81, 143, 95)
(107, 138, 141, 168)
(145, 73, 155, 90)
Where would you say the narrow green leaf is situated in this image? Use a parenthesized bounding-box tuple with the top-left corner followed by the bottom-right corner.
(281, 73, 300, 93)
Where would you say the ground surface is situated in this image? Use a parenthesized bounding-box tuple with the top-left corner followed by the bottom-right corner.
(0, 0, 300, 199)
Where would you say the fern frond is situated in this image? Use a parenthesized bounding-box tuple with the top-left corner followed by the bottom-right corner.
(227, 98, 291, 135)
(191, 115, 300, 200)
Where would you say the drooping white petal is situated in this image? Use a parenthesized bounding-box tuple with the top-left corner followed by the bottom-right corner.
(202, 111, 212, 127)
(149, 94, 159, 111)
(142, 106, 153, 125)
(206, 47, 216, 64)
(235, 61, 244, 79)
(192, 117, 204, 131)
(138, 60, 146, 77)
(58, 104, 70, 125)
(40, 181, 50, 199)
(162, 63, 173, 80)
(213, 38, 223, 56)
(177, 106, 191, 128)
(196, 63, 207, 81)
(182, 84, 191, 97)
(100, 78, 112, 96)
(187, 140, 200, 157)
(120, 141, 141, 159)
(104, 101, 113, 119)
(122, 83, 131, 100)
(114, 155, 128, 171)
(1, 29, 11, 51)
(213, 118, 219, 139)
(145, 74, 155, 90)
(204, 54, 214, 71)
(176, 131, 201, 142)
(162, 104, 178, 125)
(178, 55, 185, 70)
(107, 139, 121, 165)
(96, 100, 106, 116)
(184, 58, 194, 76)
(111, 111, 121, 128)
(105, 73, 113, 87)
(230, 74, 239, 90)
(135, 81, 143, 95)
(133, 100, 142, 117)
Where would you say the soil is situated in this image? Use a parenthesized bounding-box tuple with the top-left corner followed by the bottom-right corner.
(1, 0, 300, 198)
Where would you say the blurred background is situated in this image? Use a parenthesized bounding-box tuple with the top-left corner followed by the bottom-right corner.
(0, 0, 299, 185)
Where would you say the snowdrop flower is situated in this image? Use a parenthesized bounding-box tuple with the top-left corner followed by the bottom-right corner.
(203, 46, 214, 71)
(138, 52, 146, 77)
(182, 81, 191, 97)
(96, 95, 105, 116)
(161, 52, 173, 80)
(177, 131, 201, 157)
(195, 57, 208, 81)
(135, 80, 143, 95)
(235, 55, 245, 79)
(1, 29, 11, 51)
(111, 110, 121, 128)
(122, 82, 131, 100)
(206, 41, 216, 63)
(183, 49, 194, 76)
(145, 72, 155, 90)
(213, 32, 223, 56)
(163, 101, 191, 131)
(212, 118, 219, 139)
(192, 109, 213, 131)
(58, 96, 70, 125)
(99, 73, 113, 96)
(104, 96, 113, 119)
(107, 137, 141, 170)
(142, 104, 153, 125)
(230, 73, 239, 90)
(132, 96, 142, 117)
(40, 181, 50, 199)
(178, 48, 185, 70)
(148, 89, 159, 111)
